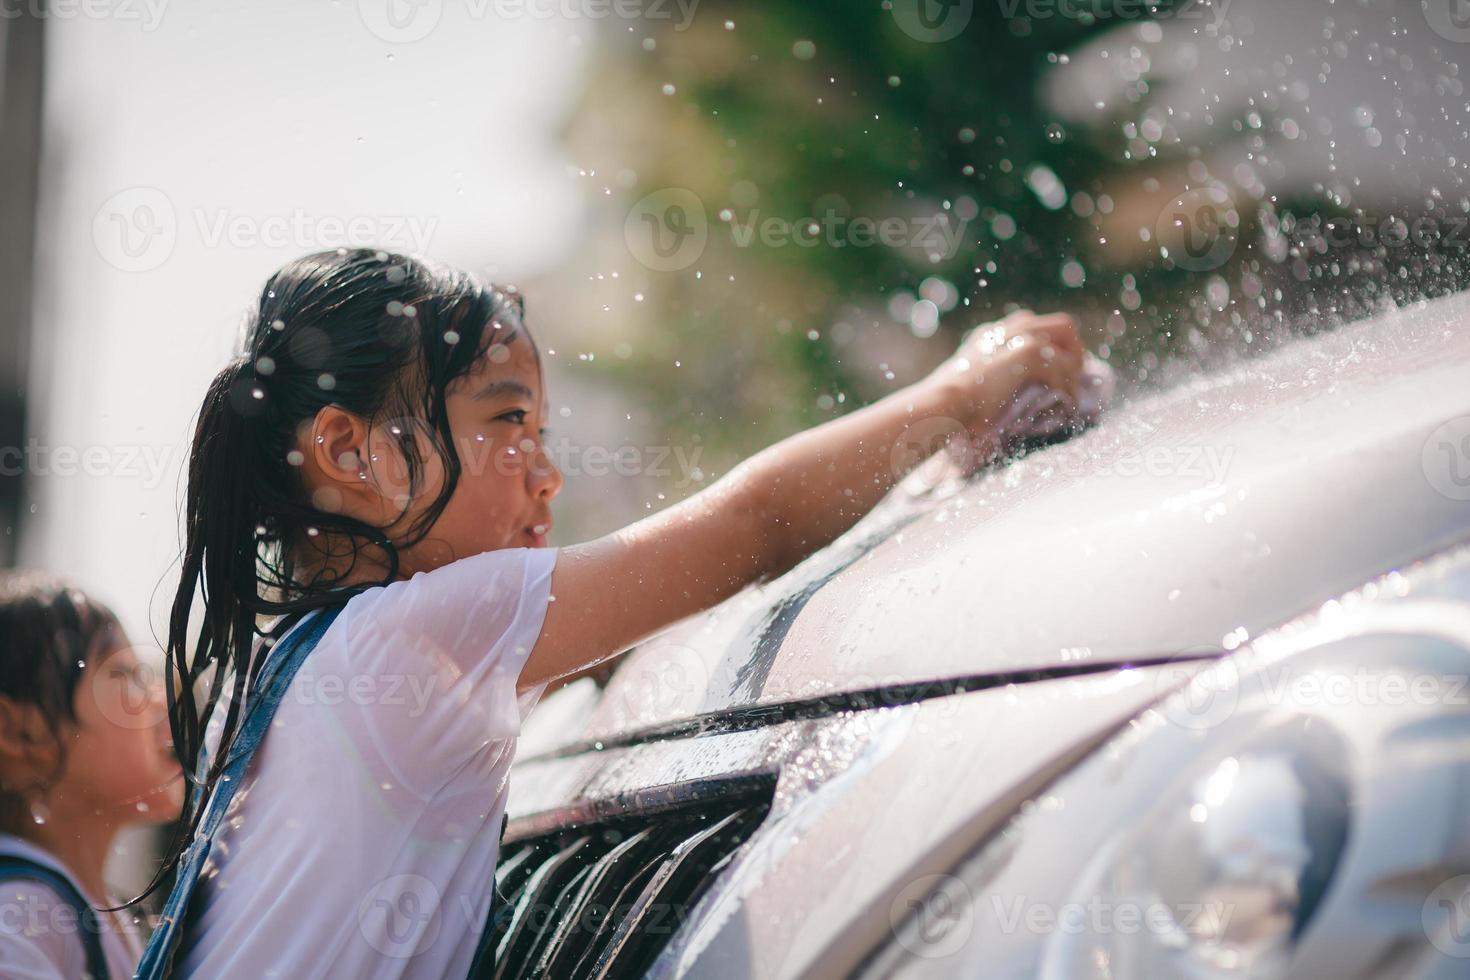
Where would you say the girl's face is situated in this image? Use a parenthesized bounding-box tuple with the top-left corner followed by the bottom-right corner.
(366, 326, 563, 573)
(60, 640, 184, 825)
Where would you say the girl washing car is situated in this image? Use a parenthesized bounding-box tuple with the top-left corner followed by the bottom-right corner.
(140, 247, 1091, 977)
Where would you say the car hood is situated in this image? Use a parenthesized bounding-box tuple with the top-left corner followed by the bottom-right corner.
(525, 291, 1470, 753)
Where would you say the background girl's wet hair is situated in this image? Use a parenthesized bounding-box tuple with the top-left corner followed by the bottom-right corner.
(0, 570, 123, 832)
(158, 248, 527, 899)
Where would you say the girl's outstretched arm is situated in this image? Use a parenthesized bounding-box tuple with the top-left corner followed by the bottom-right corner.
(525, 311, 1085, 689)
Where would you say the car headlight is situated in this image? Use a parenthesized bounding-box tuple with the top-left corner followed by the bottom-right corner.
(869, 616, 1470, 980)
(1040, 720, 1347, 979)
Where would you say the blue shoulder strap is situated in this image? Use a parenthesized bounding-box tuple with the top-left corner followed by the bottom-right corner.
(0, 856, 110, 979)
(134, 604, 345, 980)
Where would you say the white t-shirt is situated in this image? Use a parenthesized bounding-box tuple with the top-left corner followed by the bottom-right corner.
(0, 834, 145, 979)
(177, 546, 557, 979)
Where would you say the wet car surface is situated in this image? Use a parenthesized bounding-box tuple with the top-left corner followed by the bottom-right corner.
(494, 291, 1470, 979)
(527, 290, 1470, 748)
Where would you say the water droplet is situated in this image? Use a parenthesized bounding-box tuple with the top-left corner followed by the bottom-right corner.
(909, 299, 940, 338)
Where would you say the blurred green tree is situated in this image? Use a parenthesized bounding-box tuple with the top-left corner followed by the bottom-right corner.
(552, 0, 1465, 498)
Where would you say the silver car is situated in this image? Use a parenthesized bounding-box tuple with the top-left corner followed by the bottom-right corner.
(483, 290, 1470, 979)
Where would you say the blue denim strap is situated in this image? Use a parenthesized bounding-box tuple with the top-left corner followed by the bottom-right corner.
(0, 856, 110, 980)
(464, 811, 511, 978)
(134, 604, 344, 980)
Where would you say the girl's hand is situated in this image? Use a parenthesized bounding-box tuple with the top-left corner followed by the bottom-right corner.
(527, 309, 1090, 689)
(927, 311, 1086, 436)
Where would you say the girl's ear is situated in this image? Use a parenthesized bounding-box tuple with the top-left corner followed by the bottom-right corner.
(298, 405, 380, 518)
(0, 695, 60, 769)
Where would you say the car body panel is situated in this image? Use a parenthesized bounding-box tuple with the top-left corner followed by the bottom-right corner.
(508, 663, 1207, 978)
(865, 548, 1470, 979)
(506, 292, 1470, 978)
(510, 543, 1470, 980)
(537, 292, 1470, 750)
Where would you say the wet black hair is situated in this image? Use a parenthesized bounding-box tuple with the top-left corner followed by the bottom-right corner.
(0, 570, 123, 832)
(154, 248, 527, 898)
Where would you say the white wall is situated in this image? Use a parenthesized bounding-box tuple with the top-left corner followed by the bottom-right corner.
(25, 0, 591, 649)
